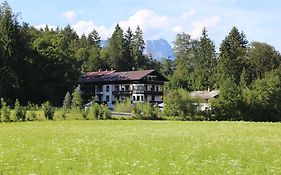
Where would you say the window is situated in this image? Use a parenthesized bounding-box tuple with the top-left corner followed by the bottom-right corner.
(145, 85, 148, 91)
(151, 95, 155, 102)
(125, 85, 130, 91)
(115, 85, 119, 91)
(106, 85, 110, 92)
(156, 86, 159, 92)
(137, 96, 140, 101)
(141, 96, 144, 101)
(133, 96, 136, 101)
(151, 85, 155, 91)
(144, 95, 147, 101)
(106, 95, 110, 102)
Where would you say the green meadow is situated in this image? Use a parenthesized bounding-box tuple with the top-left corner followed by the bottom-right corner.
(0, 120, 281, 174)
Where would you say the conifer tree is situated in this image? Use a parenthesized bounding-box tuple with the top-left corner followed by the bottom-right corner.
(217, 26, 248, 85)
(132, 26, 145, 69)
(191, 28, 217, 90)
(63, 91, 71, 109)
(107, 24, 126, 70)
(71, 88, 82, 109)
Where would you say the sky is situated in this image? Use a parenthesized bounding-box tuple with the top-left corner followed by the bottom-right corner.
(6, 0, 281, 51)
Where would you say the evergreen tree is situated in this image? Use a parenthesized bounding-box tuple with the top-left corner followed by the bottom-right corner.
(88, 29, 101, 49)
(123, 27, 134, 70)
(14, 99, 26, 121)
(211, 77, 243, 120)
(191, 28, 217, 90)
(63, 91, 71, 109)
(217, 26, 248, 85)
(71, 88, 82, 109)
(132, 26, 145, 69)
(107, 24, 126, 70)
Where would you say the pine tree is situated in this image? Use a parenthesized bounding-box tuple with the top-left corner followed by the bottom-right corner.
(123, 27, 134, 70)
(107, 24, 126, 70)
(63, 91, 71, 109)
(191, 28, 217, 90)
(132, 26, 145, 69)
(217, 26, 248, 85)
(71, 88, 82, 109)
(88, 29, 101, 49)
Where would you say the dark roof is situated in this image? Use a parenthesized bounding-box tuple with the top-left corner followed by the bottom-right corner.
(78, 69, 167, 83)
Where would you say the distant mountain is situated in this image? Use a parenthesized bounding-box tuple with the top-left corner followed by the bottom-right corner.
(100, 39, 174, 61)
(100, 40, 109, 48)
(144, 39, 174, 61)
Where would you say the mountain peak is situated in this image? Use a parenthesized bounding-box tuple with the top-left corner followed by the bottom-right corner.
(144, 39, 174, 60)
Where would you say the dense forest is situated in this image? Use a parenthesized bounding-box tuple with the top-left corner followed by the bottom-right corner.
(1, 2, 281, 121)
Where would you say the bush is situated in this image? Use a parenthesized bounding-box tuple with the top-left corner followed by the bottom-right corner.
(100, 104, 111, 120)
(14, 99, 26, 121)
(164, 88, 199, 117)
(87, 102, 100, 120)
(114, 98, 134, 113)
(0, 98, 10, 122)
(133, 102, 159, 120)
(26, 111, 37, 121)
(71, 88, 82, 110)
(53, 109, 67, 120)
(63, 91, 72, 110)
(66, 109, 84, 120)
(87, 102, 111, 120)
(42, 101, 55, 120)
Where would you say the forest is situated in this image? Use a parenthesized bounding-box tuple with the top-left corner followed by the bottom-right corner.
(1, 2, 281, 121)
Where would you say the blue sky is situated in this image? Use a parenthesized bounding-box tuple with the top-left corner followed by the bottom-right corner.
(6, 0, 281, 51)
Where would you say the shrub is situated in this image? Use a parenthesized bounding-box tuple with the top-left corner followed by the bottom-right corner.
(0, 98, 10, 122)
(87, 102, 100, 120)
(63, 91, 72, 110)
(87, 102, 111, 120)
(114, 98, 134, 113)
(26, 111, 37, 121)
(53, 109, 67, 120)
(71, 88, 82, 110)
(42, 101, 55, 120)
(164, 88, 200, 118)
(66, 109, 84, 120)
(133, 102, 159, 120)
(100, 104, 111, 120)
(14, 99, 26, 121)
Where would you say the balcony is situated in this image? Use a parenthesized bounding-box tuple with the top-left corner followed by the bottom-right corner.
(96, 91, 103, 95)
(112, 90, 132, 95)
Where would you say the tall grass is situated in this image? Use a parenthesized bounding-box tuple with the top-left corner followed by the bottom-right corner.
(0, 121, 281, 174)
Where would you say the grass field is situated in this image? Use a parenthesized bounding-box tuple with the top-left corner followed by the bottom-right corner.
(0, 120, 281, 174)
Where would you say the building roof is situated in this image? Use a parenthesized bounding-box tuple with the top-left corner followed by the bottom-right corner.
(78, 69, 167, 83)
(190, 90, 219, 100)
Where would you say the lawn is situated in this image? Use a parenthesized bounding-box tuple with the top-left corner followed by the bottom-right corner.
(0, 120, 281, 174)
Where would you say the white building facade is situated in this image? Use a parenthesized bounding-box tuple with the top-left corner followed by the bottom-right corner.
(78, 70, 168, 109)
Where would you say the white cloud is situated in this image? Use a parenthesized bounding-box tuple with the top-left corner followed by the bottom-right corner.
(190, 16, 221, 38)
(67, 9, 221, 42)
(117, 9, 221, 41)
(61, 11, 77, 21)
(72, 20, 112, 39)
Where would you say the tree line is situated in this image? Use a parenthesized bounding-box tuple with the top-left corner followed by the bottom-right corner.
(166, 27, 281, 121)
(0, 1, 159, 106)
(1, 1, 281, 121)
